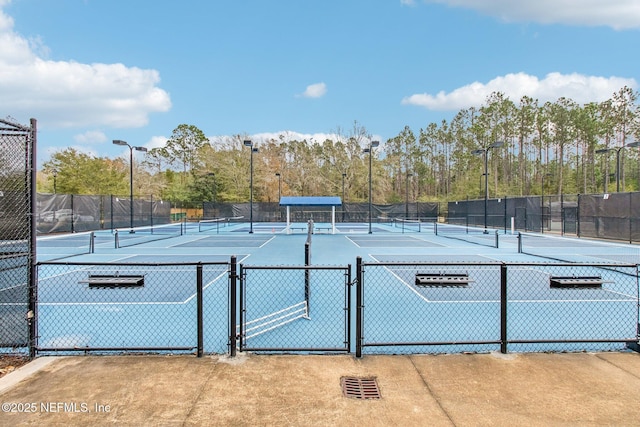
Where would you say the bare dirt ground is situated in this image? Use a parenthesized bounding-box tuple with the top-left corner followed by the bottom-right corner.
(0, 356, 30, 379)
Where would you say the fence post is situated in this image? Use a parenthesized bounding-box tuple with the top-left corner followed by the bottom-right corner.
(356, 256, 363, 358)
(197, 263, 203, 357)
(347, 264, 352, 353)
(500, 263, 508, 354)
(70, 194, 75, 233)
(230, 256, 237, 357)
(29, 119, 37, 358)
(305, 242, 311, 315)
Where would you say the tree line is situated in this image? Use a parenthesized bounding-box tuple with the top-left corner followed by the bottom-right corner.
(39, 86, 640, 205)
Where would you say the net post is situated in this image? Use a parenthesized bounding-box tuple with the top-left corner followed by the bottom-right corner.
(229, 256, 237, 357)
(89, 232, 95, 254)
(356, 256, 363, 358)
(517, 232, 522, 253)
(114, 229, 119, 249)
(500, 263, 508, 354)
(494, 230, 499, 248)
(196, 263, 203, 357)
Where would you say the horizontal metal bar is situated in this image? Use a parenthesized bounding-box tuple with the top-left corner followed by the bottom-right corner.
(241, 265, 349, 271)
(362, 340, 501, 347)
(36, 346, 195, 352)
(241, 347, 349, 353)
(362, 261, 638, 268)
(38, 261, 229, 267)
(507, 339, 638, 345)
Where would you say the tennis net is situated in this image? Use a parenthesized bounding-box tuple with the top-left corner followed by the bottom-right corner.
(393, 218, 424, 233)
(434, 222, 499, 248)
(198, 218, 228, 233)
(517, 232, 640, 265)
(115, 222, 184, 248)
(36, 231, 95, 260)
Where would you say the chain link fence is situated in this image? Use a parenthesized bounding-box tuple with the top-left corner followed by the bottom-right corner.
(13, 256, 640, 357)
(0, 118, 35, 355)
(355, 259, 639, 355)
(36, 194, 171, 234)
(35, 261, 231, 355)
(238, 264, 351, 353)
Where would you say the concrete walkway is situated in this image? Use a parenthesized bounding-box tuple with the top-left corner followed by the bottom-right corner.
(1, 352, 639, 426)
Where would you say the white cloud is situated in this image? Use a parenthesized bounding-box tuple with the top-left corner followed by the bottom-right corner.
(401, 72, 638, 110)
(0, 2, 171, 129)
(300, 82, 327, 98)
(73, 130, 107, 144)
(146, 135, 169, 150)
(421, 0, 640, 30)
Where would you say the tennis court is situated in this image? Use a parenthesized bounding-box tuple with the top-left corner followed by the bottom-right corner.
(21, 218, 640, 355)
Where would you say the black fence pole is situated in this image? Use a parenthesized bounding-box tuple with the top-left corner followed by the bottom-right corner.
(304, 242, 311, 315)
(230, 256, 237, 357)
(347, 264, 352, 353)
(629, 192, 633, 244)
(500, 263, 508, 354)
(356, 256, 363, 358)
(196, 263, 203, 357)
(70, 194, 75, 233)
(28, 118, 37, 358)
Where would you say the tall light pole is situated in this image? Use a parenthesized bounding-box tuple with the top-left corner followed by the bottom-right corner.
(207, 172, 216, 203)
(363, 140, 379, 234)
(630, 141, 640, 191)
(275, 172, 281, 201)
(541, 172, 552, 233)
(596, 141, 640, 192)
(405, 172, 413, 219)
(342, 173, 346, 222)
(472, 140, 503, 232)
(52, 168, 58, 194)
(244, 140, 258, 233)
(113, 139, 147, 232)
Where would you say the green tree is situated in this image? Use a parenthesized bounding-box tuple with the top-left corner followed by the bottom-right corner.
(42, 148, 126, 195)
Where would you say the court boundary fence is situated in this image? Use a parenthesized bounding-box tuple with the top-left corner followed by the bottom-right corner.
(0, 118, 36, 357)
(27, 257, 640, 357)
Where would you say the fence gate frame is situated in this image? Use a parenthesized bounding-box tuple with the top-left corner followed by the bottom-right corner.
(237, 264, 352, 353)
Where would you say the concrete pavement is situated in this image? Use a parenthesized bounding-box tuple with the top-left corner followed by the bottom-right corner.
(1, 352, 639, 426)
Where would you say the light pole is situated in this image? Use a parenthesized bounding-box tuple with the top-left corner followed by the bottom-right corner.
(541, 172, 552, 233)
(630, 141, 640, 191)
(52, 169, 58, 194)
(405, 172, 413, 219)
(275, 172, 281, 201)
(244, 140, 258, 233)
(342, 173, 346, 222)
(472, 141, 503, 232)
(363, 140, 379, 234)
(113, 139, 147, 232)
(596, 141, 640, 192)
(206, 172, 216, 203)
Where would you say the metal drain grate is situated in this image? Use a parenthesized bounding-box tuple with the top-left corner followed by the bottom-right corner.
(341, 376, 381, 399)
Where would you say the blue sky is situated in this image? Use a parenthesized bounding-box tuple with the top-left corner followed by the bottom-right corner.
(2, 0, 639, 167)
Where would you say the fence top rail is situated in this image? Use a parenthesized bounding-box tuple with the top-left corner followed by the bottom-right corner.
(37, 261, 231, 267)
(362, 261, 639, 269)
(240, 264, 350, 270)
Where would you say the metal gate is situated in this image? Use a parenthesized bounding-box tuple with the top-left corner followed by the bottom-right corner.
(238, 264, 351, 353)
(0, 118, 36, 356)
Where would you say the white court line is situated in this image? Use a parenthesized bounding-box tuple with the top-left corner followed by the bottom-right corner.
(368, 255, 431, 303)
(39, 267, 230, 306)
(363, 257, 637, 304)
(166, 235, 211, 247)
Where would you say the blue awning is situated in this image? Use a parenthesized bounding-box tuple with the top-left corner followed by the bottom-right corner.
(279, 196, 342, 206)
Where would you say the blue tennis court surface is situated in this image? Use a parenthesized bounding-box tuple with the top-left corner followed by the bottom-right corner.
(29, 220, 640, 354)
